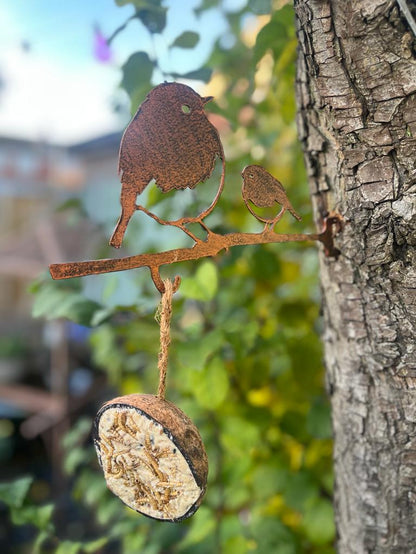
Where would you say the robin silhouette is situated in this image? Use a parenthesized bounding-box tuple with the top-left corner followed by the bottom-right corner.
(110, 82, 224, 248)
(241, 165, 301, 229)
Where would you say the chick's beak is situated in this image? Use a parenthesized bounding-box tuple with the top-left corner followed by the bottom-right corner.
(202, 95, 214, 104)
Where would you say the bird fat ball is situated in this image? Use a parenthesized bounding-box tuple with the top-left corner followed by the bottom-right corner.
(93, 394, 208, 522)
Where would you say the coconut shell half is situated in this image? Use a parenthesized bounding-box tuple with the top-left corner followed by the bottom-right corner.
(93, 394, 208, 522)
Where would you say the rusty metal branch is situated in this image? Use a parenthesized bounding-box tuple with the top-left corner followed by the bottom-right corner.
(49, 214, 342, 285)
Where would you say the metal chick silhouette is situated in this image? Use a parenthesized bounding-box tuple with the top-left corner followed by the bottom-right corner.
(110, 82, 225, 248)
(242, 165, 301, 229)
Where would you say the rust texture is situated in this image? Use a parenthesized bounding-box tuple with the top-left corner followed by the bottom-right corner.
(110, 82, 224, 248)
(49, 82, 343, 292)
(242, 164, 302, 228)
(50, 217, 342, 292)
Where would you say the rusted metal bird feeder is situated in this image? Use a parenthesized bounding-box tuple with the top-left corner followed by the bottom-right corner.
(48, 82, 342, 521)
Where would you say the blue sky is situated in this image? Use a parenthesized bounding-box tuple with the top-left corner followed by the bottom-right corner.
(0, 0, 238, 144)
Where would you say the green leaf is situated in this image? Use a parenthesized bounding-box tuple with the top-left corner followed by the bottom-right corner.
(115, 1, 166, 32)
(254, 18, 288, 64)
(55, 541, 82, 554)
(249, 0, 272, 15)
(179, 506, 216, 548)
(137, 7, 167, 34)
(221, 416, 260, 455)
(172, 67, 213, 82)
(34, 504, 54, 530)
(56, 197, 85, 213)
(82, 473, 108, 507)
(32, 284, 102, 326)
(172, 31, 200, 49)
(223, 483, 251, 511)
(306, 398, 332, 439)
(180, 260, 218, 301)
(219, 513, 244, 544)
(121, 52, 153, 96)
(31, 285, 66, 319)
(90, 325, 125, 382)
(120, 52, 154, 106)
(302, 499, 335, 545)
(176, 329, 223, 371)
(250, 516, 296, 553)
(0, 476, 32, 508)
(251, 464, 289, 500)
(194, 0, 218, 14)
(115, 0, 162, 8)
(64, 447, 87, 475)
(90, 307, 113, 326)
(96, 497, 121, 526)
(109, 518, 138, 539)
(62, 417, 91, 451)
(122, 533, 147, 552)
(283, 472, 319, 512)
(11, 504, 54, 530)
(191, 356, 229, 409)
(223, 535, 250, 554)
(82, 537, 109, 552)
(33, 530, 50, 554)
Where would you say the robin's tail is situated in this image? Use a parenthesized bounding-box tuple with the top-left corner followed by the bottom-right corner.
(110, 217, 130, 249)
(110, 176, 143, 248)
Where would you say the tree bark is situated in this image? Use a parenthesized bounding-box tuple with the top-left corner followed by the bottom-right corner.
(294, 1, 416, 552)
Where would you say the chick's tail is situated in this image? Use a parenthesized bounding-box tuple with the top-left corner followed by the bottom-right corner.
(287, 204, 302, 222)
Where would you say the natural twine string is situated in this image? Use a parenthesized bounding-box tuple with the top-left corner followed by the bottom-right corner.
(155, 278, 174, 399)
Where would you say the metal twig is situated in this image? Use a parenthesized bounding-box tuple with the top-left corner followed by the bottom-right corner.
(49, 214, 343, 291)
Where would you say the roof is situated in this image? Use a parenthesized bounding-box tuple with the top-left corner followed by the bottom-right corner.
(69, 131, 123, 155)
(0, 131, 123, 154)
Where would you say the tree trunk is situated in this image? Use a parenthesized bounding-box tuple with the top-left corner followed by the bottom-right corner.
(294, 1, 416, 552)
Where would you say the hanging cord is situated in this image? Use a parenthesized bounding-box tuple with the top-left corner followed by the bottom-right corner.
(155, 278, 174, 399)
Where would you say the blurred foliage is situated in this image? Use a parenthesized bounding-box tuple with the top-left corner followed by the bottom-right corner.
(1, 0, 335, 552)
(0, 335, 27, 358)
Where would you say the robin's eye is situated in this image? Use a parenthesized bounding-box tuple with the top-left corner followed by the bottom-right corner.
(181, 104, 191, 114)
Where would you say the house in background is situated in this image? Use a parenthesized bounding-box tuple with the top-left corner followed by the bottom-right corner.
(0, 132, 122, 319)
(0, 133, 122, 458)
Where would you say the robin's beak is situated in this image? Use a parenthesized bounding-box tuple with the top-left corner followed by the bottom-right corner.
(202, 95, 214, 104)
